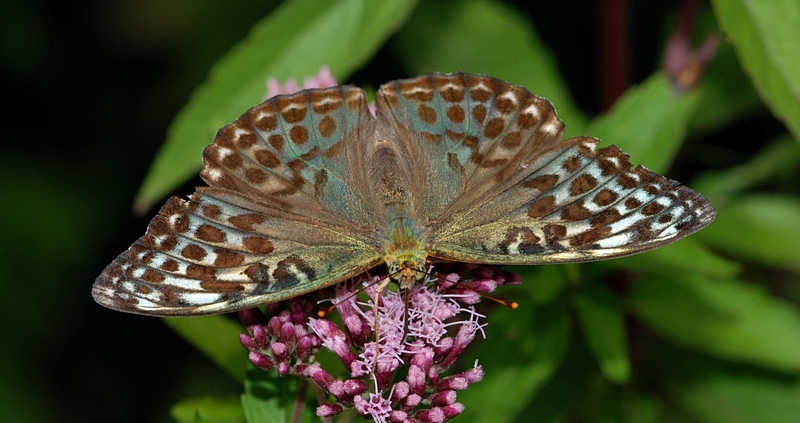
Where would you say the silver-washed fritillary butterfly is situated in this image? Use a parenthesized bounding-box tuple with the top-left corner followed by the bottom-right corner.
(93, 73, 715, 315)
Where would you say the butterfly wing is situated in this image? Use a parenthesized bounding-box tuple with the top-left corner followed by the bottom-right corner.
(94, 87, 383, 316)
(373, 73, 715, 264)
(430, 137, 715, 263)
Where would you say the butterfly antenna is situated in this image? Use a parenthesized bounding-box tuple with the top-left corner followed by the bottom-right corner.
(418, 268, 518, 309)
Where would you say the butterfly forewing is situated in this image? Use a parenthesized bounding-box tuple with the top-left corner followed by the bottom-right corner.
(201, 84, 376, 226)
(375, 74, 565, 223)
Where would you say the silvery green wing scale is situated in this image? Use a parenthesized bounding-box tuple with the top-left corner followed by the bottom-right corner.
(93, 73, 715, 316)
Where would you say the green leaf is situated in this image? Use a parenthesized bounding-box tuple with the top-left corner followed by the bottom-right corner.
(662, 348, 800, 423)
(241, 365, 294, 423)
(512, 333, 599, 423)
(574, 285, 631, 384)
(711, 0, 800, 142)
(585, 72, 701, 174)
(134, 0, 419, 212)
(688, 9, 764, 135)
(696, 194, 800, 271)
(677, 373, 800, 423)
(602, 237, 742, 280)
(630, 274, 800, 372)
(692, 135, 800, 207)
(459, 301, 572, 423)
(513, 265, 569, 304)
(394, 0, 587, 136)
(171, 396, 246, 423)
(163, 315, 248, 382)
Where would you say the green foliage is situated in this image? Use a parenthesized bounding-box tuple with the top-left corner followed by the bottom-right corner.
(133, 0, 419, 213)
(163, 316, 249, 382)
(711, 0, 800, 141)
(117, 0, 800, 421)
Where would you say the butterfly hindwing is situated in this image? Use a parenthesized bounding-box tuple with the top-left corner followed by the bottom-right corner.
(430, 136, 715, 263)
(93, 188, 382, 316)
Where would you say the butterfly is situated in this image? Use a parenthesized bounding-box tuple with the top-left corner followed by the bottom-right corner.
(93, 73, 716, 316)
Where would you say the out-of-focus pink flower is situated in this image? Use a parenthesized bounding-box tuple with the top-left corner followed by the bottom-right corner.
(264, 65, 377, 115)
(264, 66, 338, 100)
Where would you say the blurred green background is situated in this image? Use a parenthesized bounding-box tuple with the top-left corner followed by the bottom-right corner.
(2, 0, 799, 422)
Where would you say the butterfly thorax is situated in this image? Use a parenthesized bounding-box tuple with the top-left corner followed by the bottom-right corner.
(383, 217, 427, 290)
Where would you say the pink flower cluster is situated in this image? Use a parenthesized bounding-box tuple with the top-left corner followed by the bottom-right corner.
(238, 263, 521, 423)
(264, 66, 338, 100)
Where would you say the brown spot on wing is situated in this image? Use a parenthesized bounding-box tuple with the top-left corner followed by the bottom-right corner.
(245, 168, 268, 184)
(495, 96, 517, 114)
(200, 279, 245, 292)
(642, 202, 665, 216)
(524, 174, 559, 191)
(202, 204, 221, 219)
(561, 202, 592, 221)
(275, 96, 308, 123)
(135, 284, 152, 294)
(141, 269, 165, 283)
(243, 236, 274, 255)
(571, 227, 612, 247)
(625, 197, 643, 210)
(543, 224, 567, 245)
(435, 75, 465, 102)
(484, 118, 505, 138)
(214, 249, 245, 267)
(229, 213, 266, 231)
(447, 105, 465, 123)
(244, 263, 270, 284)
(273, 255, 316, 284)
(418, 104, 438, 124)
(289, 125, 309, 145)
(250, 104, 278, 131)
(501, 131, 522, 148)
(186, 264, 216, 280)
(401, 78, 435, 102)
(467, 80, 493, 102)
(617, 173, 638, 189)
(570, 174, 598, 195)
(528, 196, 555, 219)
(161, 259, 179, 272)
(591, 208, 622, 227)
(221, 151, 243, 169)
(500, 227, 542, 254)
(472, 105, 487, 124)
(268, 134, 284, 150)
(563, 156, 582, 171)
(593, 189, 619, 206)
(181, 244, 207, 261)
(310, 90, 343, 114)
(255, 149, 280, 168)
(196, 224, 226, 243)
(318, 115, 337, 137)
